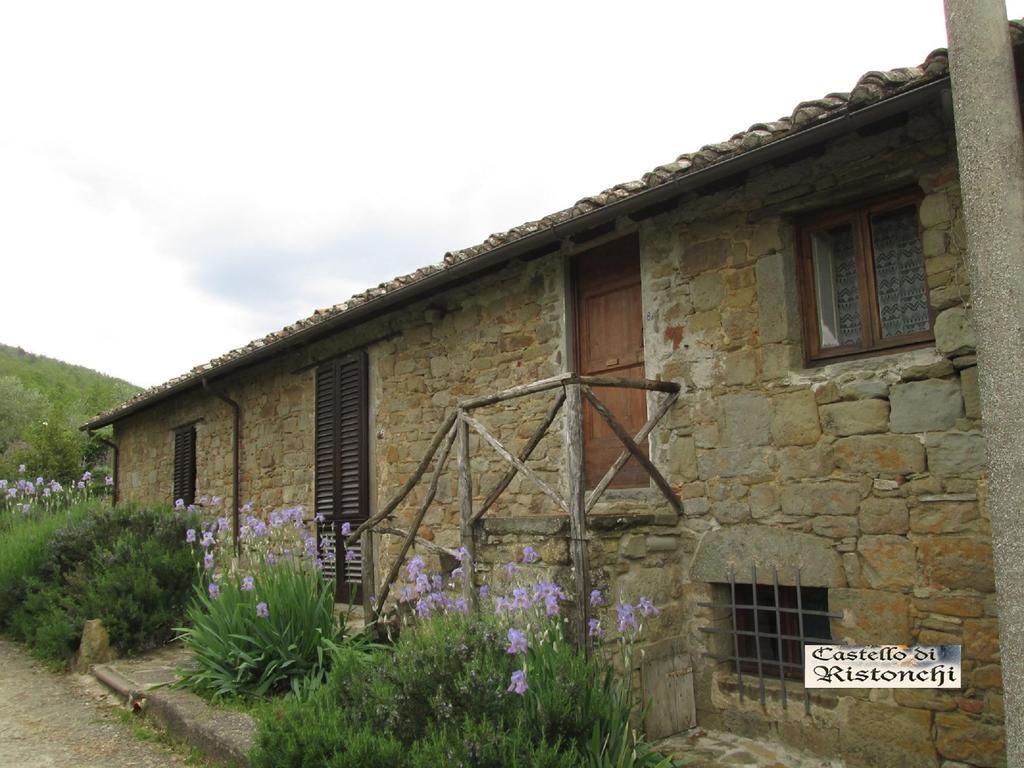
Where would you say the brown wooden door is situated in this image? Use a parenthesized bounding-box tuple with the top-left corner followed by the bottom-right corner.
(573, 234, 648, 488)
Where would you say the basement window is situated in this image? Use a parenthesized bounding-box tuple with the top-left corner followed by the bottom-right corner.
(172, 425, 197, 506)
(797, 191, 933, 364)
(728, 583, 832, 680)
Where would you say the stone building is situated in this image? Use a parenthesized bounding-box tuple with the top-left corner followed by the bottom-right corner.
(85, 26, 1021, 768)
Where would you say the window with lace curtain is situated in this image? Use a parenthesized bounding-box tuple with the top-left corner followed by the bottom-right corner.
(796, 191, 934, 364)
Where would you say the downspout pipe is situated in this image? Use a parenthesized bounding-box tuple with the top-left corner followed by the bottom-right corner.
(87, 431, 118, 506)
(202, 378, 241, 555)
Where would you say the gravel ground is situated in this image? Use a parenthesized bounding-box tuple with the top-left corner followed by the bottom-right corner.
(0, 638, 187, 768)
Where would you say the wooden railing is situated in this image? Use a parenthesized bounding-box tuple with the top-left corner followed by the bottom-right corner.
(344, 372, 681, 648)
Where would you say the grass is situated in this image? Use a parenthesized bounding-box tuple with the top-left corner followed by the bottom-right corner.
(112, 708, 227, 767)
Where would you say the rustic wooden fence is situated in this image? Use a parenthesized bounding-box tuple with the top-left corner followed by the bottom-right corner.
(343, 372, 681, 648)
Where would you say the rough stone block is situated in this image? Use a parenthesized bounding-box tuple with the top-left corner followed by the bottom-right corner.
(683, 496, 711, 516)
(934, 307, 977, 358)
(690, 271, 725, 312)
(839, 700, 936, 768)
(914, 594, 984, 619)
(712, 500, 751, 525)
(833, 435, 926, 475)
(857, 535, 917, 590)
(777, 444, 835, 479)
(779, 481, 862, 517)
(697, 447, 769, 479)
(74, 619, 113, 672)
(620, 535, 647, 559)
(681, 238, 731, 277)
(722, 348, 757, 386)
(748, 484, 779, 517)
(960, 366, 981, 419)
(812, 515, 858, 538)
(971, 664, 1003, 689)
(901, 359, 955, 381)
(690, 525, 844, 588)
(963, 618, 1001, 662)
(754, 251, 793, 343)
(770, 390, 820, 446)
(935, 712, 1006, 767)
(820, 399, 890, 436)
(859, 497, 909, 535)
(889, 379, 964, 433)
(838, 378, 890, 400)
(829, 588, 911, 644)
(910, 501, 979, 534)
(926, 431, 986, 475)
(919, 536, 995, 592)
(894, 688, 958, 711)
(720, 393, 771, 447)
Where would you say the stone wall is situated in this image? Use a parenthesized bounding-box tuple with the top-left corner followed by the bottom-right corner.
(112, 99, 1003, 767)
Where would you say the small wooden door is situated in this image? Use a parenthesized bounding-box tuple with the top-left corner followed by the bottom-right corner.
(573, 234, 648, 488)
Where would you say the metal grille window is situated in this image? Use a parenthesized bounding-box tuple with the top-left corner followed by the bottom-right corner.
(172, 426, 197, 506)
(700, 566, 842, 712)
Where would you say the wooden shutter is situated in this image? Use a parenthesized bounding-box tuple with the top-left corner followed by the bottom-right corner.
(172, 426, 197, 505)
(314, 351, 369, 602)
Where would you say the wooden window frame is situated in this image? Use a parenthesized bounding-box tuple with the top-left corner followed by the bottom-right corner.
(796, 189, 934, 366)
(172, 425, 197, 506)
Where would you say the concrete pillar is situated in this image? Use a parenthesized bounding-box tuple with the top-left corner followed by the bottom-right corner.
(944, 2, 1024, 763)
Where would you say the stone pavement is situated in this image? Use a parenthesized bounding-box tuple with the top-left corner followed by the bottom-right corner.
(657, 729, 846, 767)
(0, 638, 187, 767)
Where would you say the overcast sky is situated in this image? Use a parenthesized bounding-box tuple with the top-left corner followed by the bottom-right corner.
(2, 1, 1020, 389)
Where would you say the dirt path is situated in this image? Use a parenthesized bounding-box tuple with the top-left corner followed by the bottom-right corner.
(0, 638, 187, 768)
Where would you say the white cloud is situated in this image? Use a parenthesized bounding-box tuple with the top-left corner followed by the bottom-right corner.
(0, 0, 1020, 387)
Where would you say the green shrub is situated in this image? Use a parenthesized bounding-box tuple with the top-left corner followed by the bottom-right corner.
(177, 559, 342, 699)
(408, 718, 582, 768)
(1, 502, 198, 664)
(0, 502, 95, 628)
(8, 578, 80, 662)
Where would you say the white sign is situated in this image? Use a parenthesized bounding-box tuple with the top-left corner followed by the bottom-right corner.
(805, 645, 961, 688)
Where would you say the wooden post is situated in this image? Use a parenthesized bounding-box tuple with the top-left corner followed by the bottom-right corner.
(456, 411, 476, 605)
(564, 383, 592, 654)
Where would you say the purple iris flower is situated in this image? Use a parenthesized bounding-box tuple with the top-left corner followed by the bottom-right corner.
(508, 669, 528, 695)
(503, 561, 518, 577)
(175, 499, 185, 509)
(506, 628, 528, 655)
(588, 618, 604, 638)
(638, 596, 660, 617)
(186, 529, 196, 543)
(204, 553, 214, 570)
(241, 575, 255, 591)
(17, 464, 25, 474)
(341, 521, 352, 537)
(616, 602, 638, 633)
(544, 593, 560, 616)
(415, 599, 431, 619)
(208, 582, 220, 599)
(345, 548, 357, 562)
(522, 546, 539, 564)
(256, 602, 269, 618)
(479, 584, 489, 599)
(455, 546, 469, 563)
(590, 589, 605, 607)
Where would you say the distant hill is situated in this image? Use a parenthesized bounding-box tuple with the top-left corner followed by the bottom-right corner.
(0, 344, 140, 425)
(0, 344, 141, 480)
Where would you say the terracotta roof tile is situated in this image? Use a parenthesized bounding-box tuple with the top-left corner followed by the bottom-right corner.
(86, 24, 1024, 428)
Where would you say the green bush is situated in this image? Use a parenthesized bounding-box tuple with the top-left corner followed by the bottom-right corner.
(0, 502, 95, 628)
(8, 578, 79, 662)
(0, 502, 198, 664)
(176, 559, 343, 699)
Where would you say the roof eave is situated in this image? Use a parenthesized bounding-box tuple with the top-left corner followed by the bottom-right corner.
(81, 76, 950, 432)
